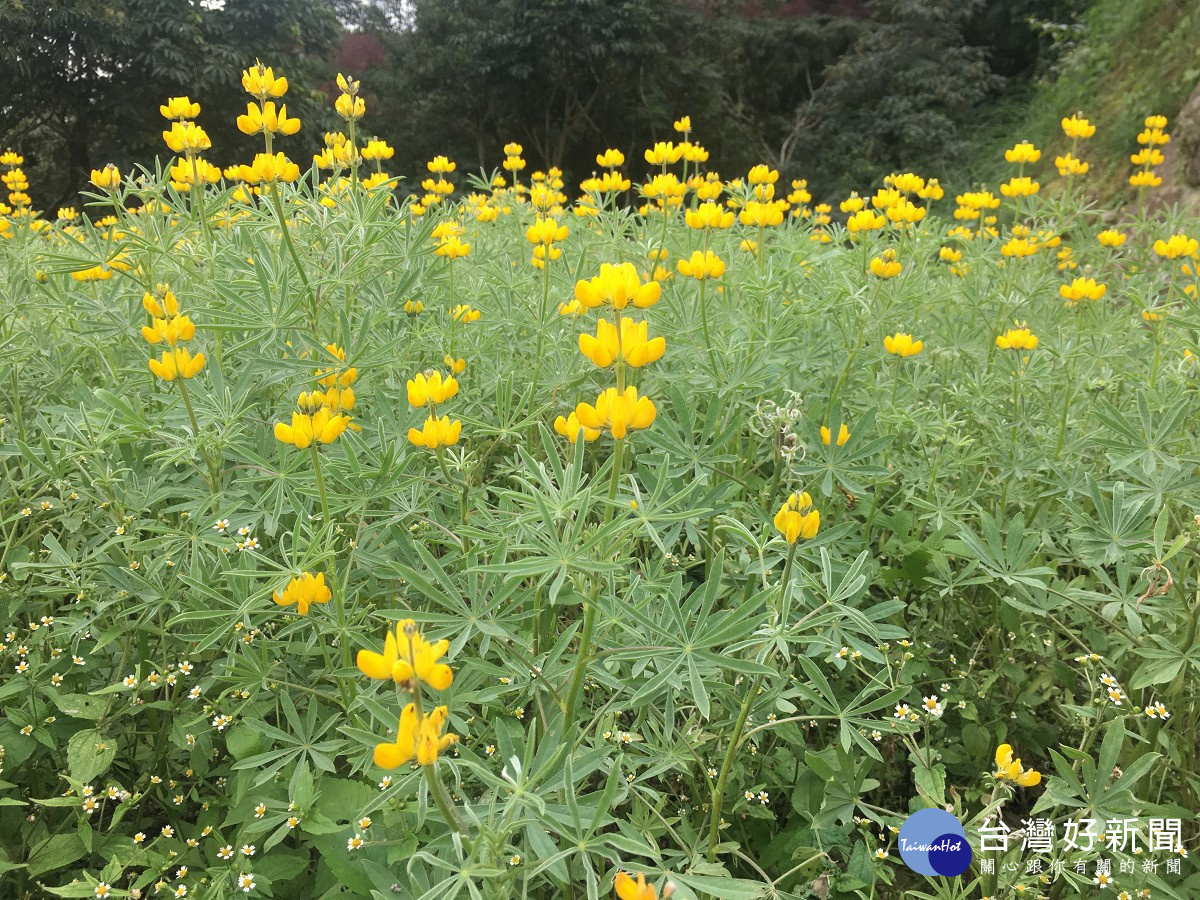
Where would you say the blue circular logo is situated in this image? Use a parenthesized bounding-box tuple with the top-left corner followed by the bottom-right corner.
(897, 809, 971, 877)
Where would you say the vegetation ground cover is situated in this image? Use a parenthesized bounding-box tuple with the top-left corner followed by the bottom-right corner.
(0, 63, 1197, 900)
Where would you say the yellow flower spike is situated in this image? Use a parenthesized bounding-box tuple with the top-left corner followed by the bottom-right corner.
(358, 620, 454, 691)
(148, 347, 205, 382)
(614, 872, 659, 900)
(1003, 141, 1041, 164)
(996, 324, 1039, 351)
(676, 250, 726, 281)
(242, 62, 288, 99)
(578, 318, 666, 369)
(90, 164, 121, 190)
(141, 315, 196, 347)
(820, 424, 850, 447)
(684, 201, 734, 230)
(416, 706, 458, 765)
(335, 93, 366, 120)
(553, 412, 602, 444)
(993, 743, 1041, 787)
(160, 96, 201, 120)
(1061, 114, 1095, 139)
(884, 333, 923, 357)
(374, 703, 420, 769)
(773, 491, 821, 543)
(525, 216, 569, 246)
(1152, 234, 1199, 259)
(869, 250, 902, 279)
(1059, 277, 1107, 303)
(574, 262, 662, 311)
(272, 572, 331, 616)
(407, 414, 462, 449)
(407, 371, 459, 407)
(846, 209, 885, 234)
(236, 101, 301, 137)
(237, 152, 300, 184)
(142, 287, 180, 319)
(162, 121, 211, 153)
(574, 386, 656, 440)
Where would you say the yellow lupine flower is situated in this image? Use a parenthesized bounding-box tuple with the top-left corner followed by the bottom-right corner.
(574, 386, 656, 440)
(773, 491, 820, 543)
(846, 209, 885, 234)
(90, 164, 121, 190)
(335, 93, 366, 120)
(676, 250, 725, 280)
(685, 201, 734, 230)
(993, 744, 1041, 786)
(1000, 176, 1039, 198)
(141, 315, 196, 347)
(408, 414, 461, 449)
(820, 424, 850, 447)
(357, 619, 454, 690)
(644, 141, 684, 166)
(362, 140, 395, 161)
(575, 262, 662, 310)
(407, 371, 459, 407)
(614, 872, 659, 900)
(884, 333, 923, 357)
(869, 250, 901, 278)
(1059, 277, 1107, 303)
(553, 411, 601, 444)
(162, 122, 211, 153)
(1055, 153, 1089, 176)
(242, 62, 288, 99)
(738, 200, 786, 227)
(160, 96, 201, 120)
(274, 407, 350, 449)
(596, 148, 625, 168)
(143, 288, 180, 318)
(450, 304, 480, 323)
(1061, 114, 1095, 139)
(578, 317, 665, 369)
(236, 152, 300, 184)
(1097, 229, 1127, 248)
(1004, 141, 1041, 164)
(373, 704, 458, 769)
(272, 572, 331, 615)
(1129, 170, 1162, 188)
(236, 101, 301, 137)
(149, 347, 205, 382)
(1153, 234, 1199, 259)
(996, 324, 1038, 351)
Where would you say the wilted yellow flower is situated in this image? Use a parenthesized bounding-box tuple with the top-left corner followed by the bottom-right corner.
(773, 491, 820, 543)
(994, 744, 1041, 786)
(820, 424, 850, 447)
(884, 332, 923, 357)
(149, 347, 206, 382)
(273, 572, 332, 616)
(676, 250, 725, 280)
(574, 386, 656, 440)
(408, 414, 462, 449)
(578, 317, 665, 369)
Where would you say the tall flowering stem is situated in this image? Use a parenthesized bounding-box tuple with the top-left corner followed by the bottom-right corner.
(706, 539, 796, 860)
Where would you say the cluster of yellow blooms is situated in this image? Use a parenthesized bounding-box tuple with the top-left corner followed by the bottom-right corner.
(556, 263, 662, 443)
(1130, 115, 1169, 189)
(1055, 113, 1095, 176)
(358, 620, 458, 768)
(162, 96, 220, 192)
(773, 490, 821, 543)
(143, 285, 206, 382)
(406, 369, 462, 450)
(231, 63, 302, 186)
(274, 344, 357, 449)
(995, 322, 1039, 351)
